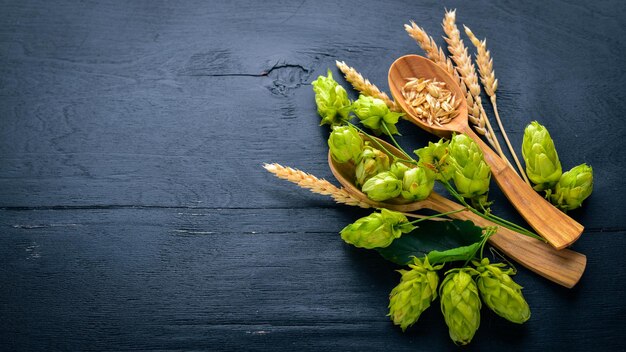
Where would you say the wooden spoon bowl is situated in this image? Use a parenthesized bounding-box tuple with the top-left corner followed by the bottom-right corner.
(328, 135, 586, 288)
(388, 55, 583, 250)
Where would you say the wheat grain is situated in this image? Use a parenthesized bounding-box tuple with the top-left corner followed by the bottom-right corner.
(464, 25, 530, 184)
(442, 9, 511, 165)
(405, 20, 492, 145)
(402, 77, 460, 126)
(263, 163, 371, 208)
(335, 60, 400, 112)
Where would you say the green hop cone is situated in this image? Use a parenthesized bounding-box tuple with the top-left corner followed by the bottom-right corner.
(414, 139, 453, 181)
(352, 95, 404, 136)
(474, 258, 530, 324)
(355, 146, 390, 187)
(328, 125, 363, 163)
(311, 70, 352, 126)
(448, 134, 491, 203)
(522, 121, 562, 191)
(401, 166, 435, 201)
(439, 268, 481, 345)
(362, 172, 402, 202)
(550, 163, 593, 211)
(340, 209, 415, 249)
(390, 161, 410, 179)
(389, 257, 443, 331)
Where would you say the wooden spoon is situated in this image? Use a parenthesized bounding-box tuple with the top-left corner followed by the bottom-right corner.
(328, 136, 586, 288)
(388, 54, 583, 250)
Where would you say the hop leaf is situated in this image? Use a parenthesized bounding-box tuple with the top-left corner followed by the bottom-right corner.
(389, 257, 443, 331)
(352, 95, 404, 136)
(328, 125, 363, 163)
(355, 146, 391, 187)
(474, 258, 530, 324)
(448, 134, 491, 206)
(340, 209, 415, 249)
(362, 171, 402, 202)
(550, 163, 593, 211)
(414, 139, 453, 181)
(439, 268, 481, 345)
(522, 121, 562, 191)
(312, 70, 352, 126)
(401, 166, 435, 201)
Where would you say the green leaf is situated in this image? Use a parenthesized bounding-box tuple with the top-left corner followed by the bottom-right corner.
(376, 219, 483, 265)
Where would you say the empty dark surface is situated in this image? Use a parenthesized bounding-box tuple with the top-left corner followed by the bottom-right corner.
(1, 0, 625, 351)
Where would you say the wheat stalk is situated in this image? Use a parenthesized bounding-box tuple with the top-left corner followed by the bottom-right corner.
(335, 60, 400, 112)
(463, 26, 530, 185)
(404, 21, 491, 143)
(442, 10, 514, 168)
(263, 163, 371, 208)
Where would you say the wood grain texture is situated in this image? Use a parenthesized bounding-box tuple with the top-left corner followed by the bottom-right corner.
(1, 0, 625, 350)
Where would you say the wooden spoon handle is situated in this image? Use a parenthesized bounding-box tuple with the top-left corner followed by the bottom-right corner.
(424, 193, 586, 288)
(461, 126, 583, 250)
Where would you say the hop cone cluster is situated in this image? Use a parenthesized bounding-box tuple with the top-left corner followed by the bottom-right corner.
(311, 70, 352, 126)
(328, 125, 363, 163)
(414, 139, 453, 181)
(475, 258, 530, 324)
(550, 164, 593, 211)
(439, 269, 481, 345)
(389, 257, 442, 331)
(522, 121, 562, 191)
(401, 166, 435, 201)
(339, 209, 414, 249)
(352, 95, 404, 136)
(355, 146, 390, 187)
(448, 134, 491, 206)
(390, 161, 410, 179)
(362, 171, 402, 201)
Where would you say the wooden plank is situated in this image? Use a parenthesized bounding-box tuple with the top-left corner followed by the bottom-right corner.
(1, 0, 625, 350)
(0, 0, 622, 229)
(1, 208, 624, 350)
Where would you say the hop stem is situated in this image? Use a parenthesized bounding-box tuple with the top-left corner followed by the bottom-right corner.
(407, 208, 467, 225)
(463, 226, 496, 267)
(348, 122, 417, 164)
(439, 175, 543, 242)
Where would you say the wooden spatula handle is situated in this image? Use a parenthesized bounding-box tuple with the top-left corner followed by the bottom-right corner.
(425, 193, 586, 288)
(460, 126, 583, 249)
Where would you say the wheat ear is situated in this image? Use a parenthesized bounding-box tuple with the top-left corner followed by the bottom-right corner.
(464, 26, 530, 185)
(404, 21, 489, 139)
(442, 10, 514, 169)
(404, 21, 459, 80)
(335, 60, 400, 112)
(263, 163, 370, 208)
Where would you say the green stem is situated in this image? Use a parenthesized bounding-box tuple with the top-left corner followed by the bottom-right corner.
(439, 177, 545, 242)
(485, 214, 545, 242)
(381, 122, 413, 161)
(348, 122, 417, 165)
(479, 228, 497, 259)
(486, 213, 532, 234)
(463, 227, 496, 267)
(406, 208, 467, 225)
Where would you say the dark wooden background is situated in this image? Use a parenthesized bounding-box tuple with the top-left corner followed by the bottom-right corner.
(1, 0, 625, 350)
